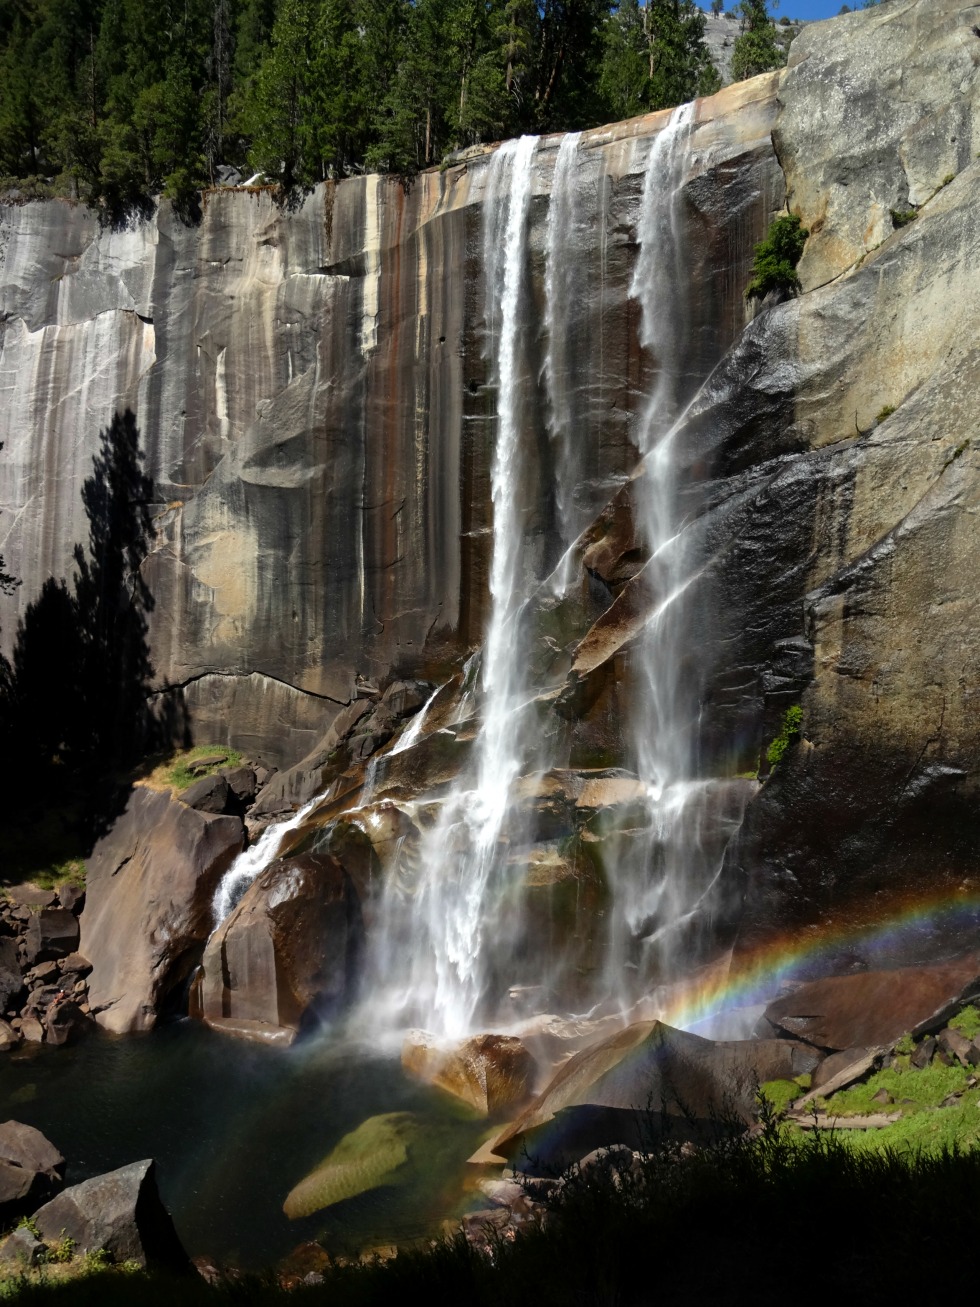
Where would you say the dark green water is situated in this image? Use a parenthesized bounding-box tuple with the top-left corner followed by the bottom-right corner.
(0, 1022, 486, 1270)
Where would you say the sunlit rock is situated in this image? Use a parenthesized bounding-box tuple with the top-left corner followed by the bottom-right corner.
(490, 1020, 819, 1164)
(195, 852, 363, 1043)
(759, 961, 980, 1052)
(82, 787, 243, 1034)
(402, 1031, 536, 1115)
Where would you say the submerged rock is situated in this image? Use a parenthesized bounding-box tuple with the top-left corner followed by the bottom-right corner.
(282, 1113, 418, 1220)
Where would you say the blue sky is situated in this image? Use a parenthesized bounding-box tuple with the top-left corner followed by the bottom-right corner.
(766, 0, 864, 18)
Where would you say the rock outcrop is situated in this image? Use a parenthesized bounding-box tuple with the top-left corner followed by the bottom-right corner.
(0, 886, 92, 1048)
(0, 1122, 65, 1224)
(193, 852, 363, 1041)
(759, 962, 980, 1052)
(402, 1032, 536, 1115)
(82, 786, 243, 1033)
(31, 1159, 188, 1270)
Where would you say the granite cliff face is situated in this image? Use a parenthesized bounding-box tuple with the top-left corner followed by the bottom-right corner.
(5, 0, 980, 1030)
(0, 75, 780, 766)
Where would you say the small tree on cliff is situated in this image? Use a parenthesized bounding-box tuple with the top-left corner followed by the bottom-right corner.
(731, 0, 785, 81)
(745, 212, 809, 301)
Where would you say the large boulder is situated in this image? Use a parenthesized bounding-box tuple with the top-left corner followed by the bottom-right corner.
(759, 961, 980, 1052)
(402, 1032, 536, 1115)
(0, 1121, 64, 1223)
(31, 1159, 188, 1270)
(194, 852, 363, 1042)
(82, 786, 244, 1034)
(24, 908, 79, 964)
(490, 1021, 818, 1163)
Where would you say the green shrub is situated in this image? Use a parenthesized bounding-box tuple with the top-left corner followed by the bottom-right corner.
(746, 214, 809, 302)
(890, 208, 917, 228)
(949, 1005, 980, 1040)
(766, 705, 803, 770)
(876, 404, 896, 422)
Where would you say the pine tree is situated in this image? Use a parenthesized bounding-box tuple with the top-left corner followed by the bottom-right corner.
(600, 0, 649, 122)
(243, 0, 317, 189)
(731, 0, 785, 81)
(600, 0, 719, 123)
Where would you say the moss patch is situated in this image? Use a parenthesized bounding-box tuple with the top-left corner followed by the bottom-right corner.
(143, 744, 243, 794)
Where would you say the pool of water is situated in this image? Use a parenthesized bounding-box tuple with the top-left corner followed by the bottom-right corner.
(0, 1022, 487, 1269)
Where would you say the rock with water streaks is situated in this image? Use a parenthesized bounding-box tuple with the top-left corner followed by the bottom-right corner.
(195, 852, 363, 1042)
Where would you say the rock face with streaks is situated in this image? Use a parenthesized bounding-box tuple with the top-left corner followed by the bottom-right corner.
(4, 0, 980, 1020)
(0, 76, 780, 769)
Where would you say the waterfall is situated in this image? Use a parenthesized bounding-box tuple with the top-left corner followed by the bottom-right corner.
(389, 686, 441, 756)
(360, 136, 540, 1040)
(217, 110, 748, 1042)
(212, 793, 324, 925)
(599, 102, 750, 1013)
(542, 130, 583, 592)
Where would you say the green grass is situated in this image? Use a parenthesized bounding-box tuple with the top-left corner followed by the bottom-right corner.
(760, 1076, 810, 1114)
(817, 1063, 970, 1117)
(148, 744, 243, 793)
(876, 404, 896, 422)
(31, 859, 86, 892)
(890, 208, 918, 228)
(844, 1097, 980, 1157)
(949, 1005, 980, 1040)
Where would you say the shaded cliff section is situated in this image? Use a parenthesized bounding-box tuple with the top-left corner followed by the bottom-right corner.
(709, 0, 980, 951)
(0, 76, 780, 772)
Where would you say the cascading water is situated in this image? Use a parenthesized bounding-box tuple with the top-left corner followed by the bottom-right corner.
(212, 792, 324, 924)
(599, 103, 751, 1013)
(360, 135, 540, 1040)
(542, 130, 584, 591)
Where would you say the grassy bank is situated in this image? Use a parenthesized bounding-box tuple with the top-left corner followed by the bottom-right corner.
(7, 1119, 980, 1305)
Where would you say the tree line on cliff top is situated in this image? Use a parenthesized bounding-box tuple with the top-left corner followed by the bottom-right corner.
(0, 0, 787, 217)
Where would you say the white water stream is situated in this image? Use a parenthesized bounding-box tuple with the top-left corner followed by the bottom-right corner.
(599, 103, 750, 1010)
(211, 107, 749, 1040)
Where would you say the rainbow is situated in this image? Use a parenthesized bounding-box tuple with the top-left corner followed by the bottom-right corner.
(654, 884, 980, 1034)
